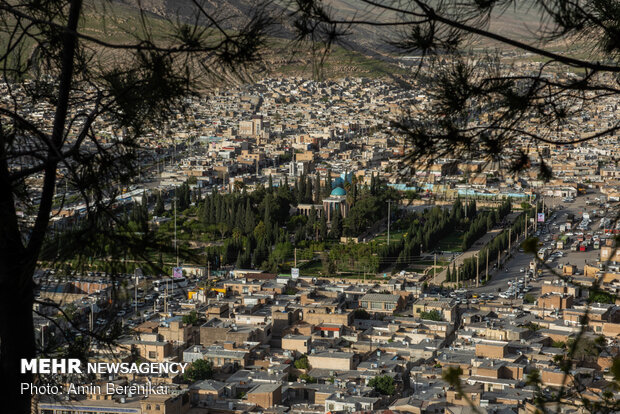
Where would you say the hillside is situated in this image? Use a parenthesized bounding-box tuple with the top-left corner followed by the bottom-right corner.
(18, 1, 576, 80)
(112, 0, 550, 51)
(79, 0, 408, 79)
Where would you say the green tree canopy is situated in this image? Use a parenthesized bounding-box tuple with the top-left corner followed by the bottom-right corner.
(419, 309, 443, 321)
(184, 359, 214, 382)
(294, 355, 310, 370)
(182, 311, 199, 325)
(368, 375, 396, 395)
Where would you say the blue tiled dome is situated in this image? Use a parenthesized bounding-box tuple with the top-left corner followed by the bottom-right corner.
(331, 187, 347, 196)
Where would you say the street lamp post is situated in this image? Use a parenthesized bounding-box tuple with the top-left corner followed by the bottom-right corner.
(476, 254, 480, 288)
(434, 253, 437, 285)
(134, 269, 139, 315)
(485, 250, 489, 283)
(387, 200, 392, 246)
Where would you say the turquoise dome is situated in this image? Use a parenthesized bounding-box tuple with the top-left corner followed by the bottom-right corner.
(331, 187, 347, 196)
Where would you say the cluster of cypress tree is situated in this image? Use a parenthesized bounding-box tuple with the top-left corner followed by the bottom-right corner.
(447, 208, 525, 283)
(200, 192, 256, 234)
(154, 191, 165, 216)
(393, 200, 464, 269)
(176, 182, 192, 211)
(461, 199, 511, 250)
(129, 191, 149, 232)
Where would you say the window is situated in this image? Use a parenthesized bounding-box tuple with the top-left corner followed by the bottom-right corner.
(149, 351, 157, 359)
(371, 302, 382, 309)
(385, 303, 395, 310)
(454, 394, 462, 400)
(156, 405, 161, 410)
(146, 405, 151, 410)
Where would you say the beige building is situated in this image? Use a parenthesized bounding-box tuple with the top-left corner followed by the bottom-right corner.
(412, 298, 457, 322)
(239, 117, 264, 137)
(359, 293, 405, 313)
(308, 351, 357, 370)
(118, 335, 174, 362)
(475, 341, 508, 359)
(537, 294, 574, 311)
(202, 343, 251, 369)
(141, 394, 190, 414)
(540, 368, 569, 387)
(189, 379, 230, 404)
(302, 305, 352, 326)
(295, 151, 315, 162)
(158, 320, 194, 344)
(282, 334, 311, 354)
(246, 383, 282, 409)
(601, 245, 620, 262)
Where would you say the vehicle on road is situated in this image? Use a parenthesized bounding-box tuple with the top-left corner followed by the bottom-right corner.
(153, 277, 188, 291)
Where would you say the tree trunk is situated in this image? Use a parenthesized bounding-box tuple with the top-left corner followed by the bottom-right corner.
(0, 135, 35, 414)
(0, 258, 36, 413)
(0, 1, 83, 410)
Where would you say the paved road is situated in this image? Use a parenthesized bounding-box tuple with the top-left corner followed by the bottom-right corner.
(467, 191, 617, 299)
(477, 249, 537, 293)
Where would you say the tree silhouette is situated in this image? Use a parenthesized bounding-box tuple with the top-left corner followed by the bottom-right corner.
(154, 191, 165, 216)
(0, 0, 272, 410)
(3, 0, 620, 412)
(330, 207, 343, 239)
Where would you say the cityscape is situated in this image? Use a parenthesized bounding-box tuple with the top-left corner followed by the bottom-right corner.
(1, 1, 620, 414)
